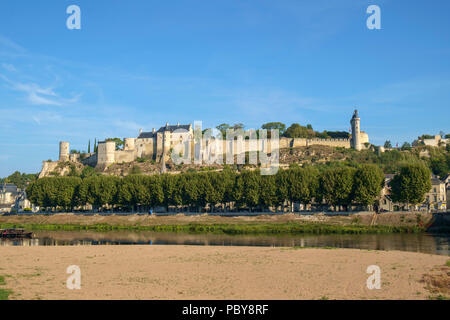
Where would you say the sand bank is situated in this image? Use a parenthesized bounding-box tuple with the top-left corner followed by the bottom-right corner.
(0, 245, 448, 300)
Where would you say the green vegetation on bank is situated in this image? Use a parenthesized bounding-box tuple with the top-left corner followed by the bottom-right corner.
(0, 275, 12, 300)
(0, 222, 425, 235)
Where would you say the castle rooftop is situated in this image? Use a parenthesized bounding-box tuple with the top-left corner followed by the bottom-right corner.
(138, 124, 191, 139)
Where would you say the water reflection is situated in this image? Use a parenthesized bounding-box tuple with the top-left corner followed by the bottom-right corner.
(0, 231, 448, 256)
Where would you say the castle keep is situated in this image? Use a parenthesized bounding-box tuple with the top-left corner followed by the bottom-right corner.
(45, 110, 369, 172)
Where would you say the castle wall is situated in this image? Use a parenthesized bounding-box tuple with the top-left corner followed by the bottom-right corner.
(124, 138, 136, 151)
(115, 150, 136, 163)
(81, 153, 98, 167)
(291, 138, 308, 148)
(306, 138, 350, 148)
(97, 141, 116, 167)
(50, 113, 365, 171)
(135, 138, 155, 159)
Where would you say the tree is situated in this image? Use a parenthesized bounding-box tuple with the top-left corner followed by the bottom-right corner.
(106, 138, 124, 150)
(1, 171, 38, 189)
(283, 123, 314, 138)
(401, 142, 411, 150)
(232, 123, 244, 130)
(319, 167, 356, 211)
(352, 164, 384, 207)
(288, 167, 319, 210)
(384, 140, 392, 148)
(80, 166, 97, 179)
(275, 169, 289, 211)
(261, 122, 286, 137)
(325, 131, 350, 139)
(78, 176, 120, 210)
(216, 124, 231, 137)
(204, 172, 226, 212)
(259, 174, 278, 210)
(88, 140, 91, 153)
(240, 170, 260, 211)
(27, 177, 81, 211)
(390, 164, 432, 205)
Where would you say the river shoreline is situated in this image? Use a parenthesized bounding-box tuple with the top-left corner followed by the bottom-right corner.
(1, 211, 442, 235)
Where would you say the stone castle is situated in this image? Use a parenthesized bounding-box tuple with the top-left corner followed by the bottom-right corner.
(40, 110, 369, 174)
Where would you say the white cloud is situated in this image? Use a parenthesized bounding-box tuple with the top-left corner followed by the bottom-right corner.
(0, 74, 80, 106)
(0, 34, 26, 53)
(2, 63, 17, 72)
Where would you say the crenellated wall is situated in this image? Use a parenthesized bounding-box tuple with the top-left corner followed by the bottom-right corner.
(47, 112, 368, 173)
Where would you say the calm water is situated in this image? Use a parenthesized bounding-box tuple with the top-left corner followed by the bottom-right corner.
(0, 230, 449, 256)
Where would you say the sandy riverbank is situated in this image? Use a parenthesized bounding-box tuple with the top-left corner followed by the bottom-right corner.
(0, 245, 448, 300)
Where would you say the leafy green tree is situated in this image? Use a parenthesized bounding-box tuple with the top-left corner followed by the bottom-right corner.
(352, 164, 384, 206)
(390, 164, 432, 205)
(216, 124, 231, 137)
(182, 173, 203, 211)
(275, 169, 289, 210)
(239, 170, 260, 211)
(401, 142, 411, 150)
(288, 167, 319, 210)
(259, 174, 278, 210)
(80, 166, 97, 179)
(384, 140, 392, 148)
(204, 172, 226, 212)
(148, 175, 164, 208)
(105, 138, 124, 150)
(261, 122, 286, 137)
(1, 171, 38, 189)
(78, 176, 120, 210)
(283, 123, 314, 138)
(325, 131, 350, 139)
(319, 167, 356, 211)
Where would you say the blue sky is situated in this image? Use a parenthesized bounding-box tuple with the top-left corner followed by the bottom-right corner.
(0, 0, 449, 176)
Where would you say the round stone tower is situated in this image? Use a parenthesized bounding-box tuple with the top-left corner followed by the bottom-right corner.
(124, 138, 136, 151)
(105, 140, 116, 164)
(350, 109, 361, 151)
(59, 141, 69, 161)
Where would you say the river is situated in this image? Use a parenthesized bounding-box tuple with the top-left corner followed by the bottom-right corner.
(1, 230, 449, 256)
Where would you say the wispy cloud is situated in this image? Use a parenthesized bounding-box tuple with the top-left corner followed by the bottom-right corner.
(0, 74, 81, 106)
(0, 34, 26, 53)
(1, 63, 17, 72)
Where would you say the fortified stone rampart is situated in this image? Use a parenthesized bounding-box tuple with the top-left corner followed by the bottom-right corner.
(43, 111, 368, 175)
(97, 141, 116, 166)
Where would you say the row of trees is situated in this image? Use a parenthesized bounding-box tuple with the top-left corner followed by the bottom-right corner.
(27, 164, 391, 212)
